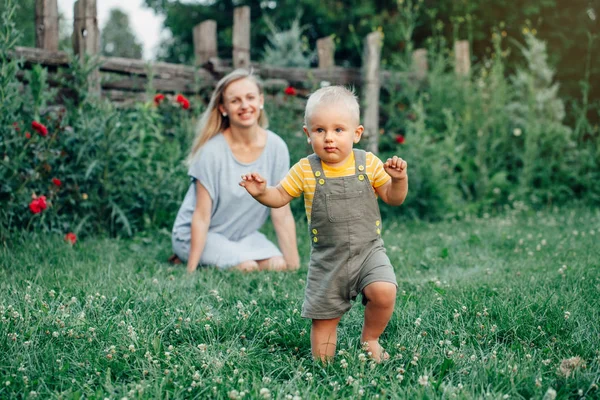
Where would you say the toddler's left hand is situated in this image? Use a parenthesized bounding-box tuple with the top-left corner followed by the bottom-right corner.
(383, 156, 408, 180)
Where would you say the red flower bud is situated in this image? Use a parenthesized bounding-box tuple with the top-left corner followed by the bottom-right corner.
(25, 132, 31, 139)
(284, 86, 297, 96)
(52, 178, 62, 187)
(32, 121, 48, 137)
(176, 94, 190, 110)
(29, 195, 48, 214)
(154, 93, 165, 105)
(395, 135, 405, 144)
(64, 232, 77, 245)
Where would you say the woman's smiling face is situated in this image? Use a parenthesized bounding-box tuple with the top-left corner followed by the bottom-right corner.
(220, 78, 264, 129)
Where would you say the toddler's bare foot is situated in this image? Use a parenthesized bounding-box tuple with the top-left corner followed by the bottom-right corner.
(361, 340, 390, 363)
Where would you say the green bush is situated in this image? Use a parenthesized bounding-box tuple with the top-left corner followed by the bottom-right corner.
(0, 1, 196, 240)
(378, 15, 599, 219)
(1, 0, 599, 241)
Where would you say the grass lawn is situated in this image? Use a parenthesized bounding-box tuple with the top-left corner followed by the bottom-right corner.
(1, 207, 599, 399)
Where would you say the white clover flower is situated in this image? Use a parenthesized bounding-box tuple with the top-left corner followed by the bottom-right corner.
(418, 375, 429, 386)
(259, 388, 271, 399)
(543, 388, 557, 400)
(513, 128, 522, 136)
(415, 317, 421, 327)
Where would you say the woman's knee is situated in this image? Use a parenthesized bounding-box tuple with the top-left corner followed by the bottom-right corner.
(258, 256, 287, 271)
(234, 260, 259, 272)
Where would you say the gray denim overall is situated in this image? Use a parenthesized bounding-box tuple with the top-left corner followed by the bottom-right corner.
(301, 149, 397, 320)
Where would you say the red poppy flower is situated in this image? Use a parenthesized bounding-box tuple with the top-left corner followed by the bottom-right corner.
(284, 86, 297, 96)
(64, 232, 77, 245)
(395, 135, 405, 144)
(176, 94, 190, 110)
(154, 93, 165, 105)
(29, 195, 48, 214)
(52, 178, 62, 187)
(32, 121, 48, 137)
(25, 132, 31, 139)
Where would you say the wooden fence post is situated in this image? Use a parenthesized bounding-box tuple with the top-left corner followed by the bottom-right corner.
(454, 40, 471, 76)
(73, 0, 100, 94)
(232, 6, 250, 69)
(362, 31, 383, 154)
(316, 36, 335, 69)
(412, 48, 428, 80)
(35, 0, 59, 51)
(193, 20, 217, 66)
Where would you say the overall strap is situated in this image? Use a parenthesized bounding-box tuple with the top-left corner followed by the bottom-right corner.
(307, 153, 325, 177)
(353, 149, 367, 175)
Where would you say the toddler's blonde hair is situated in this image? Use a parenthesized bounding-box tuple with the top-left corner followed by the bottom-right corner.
(304, 86, 360, 128)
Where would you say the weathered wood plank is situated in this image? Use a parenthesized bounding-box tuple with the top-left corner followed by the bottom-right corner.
(232, 6, 251, 69)
(412, 48, 428, 80)
(362, 31, 383, 154)
(12, 47, 416, 93)
(454, 40, 471, 76)
(73, 0, 100, 94)
(193, 20, 218, 67)
(35, 0, 59, 51)
(317, 36, 335, 69)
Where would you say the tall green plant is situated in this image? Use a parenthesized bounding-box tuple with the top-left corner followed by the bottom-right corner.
(261, 15, 313, 68)
(507, 33, 574, 204)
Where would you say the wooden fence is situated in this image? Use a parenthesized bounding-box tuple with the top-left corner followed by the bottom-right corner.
(14, 0, 472, 153)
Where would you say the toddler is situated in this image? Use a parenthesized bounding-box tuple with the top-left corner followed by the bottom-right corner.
(240, 86, 408, 362)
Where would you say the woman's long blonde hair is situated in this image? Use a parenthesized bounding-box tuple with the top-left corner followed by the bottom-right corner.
(186, 69, 269, 165)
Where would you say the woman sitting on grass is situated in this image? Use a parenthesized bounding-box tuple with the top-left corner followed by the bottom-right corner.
(171, 69, 300, 273)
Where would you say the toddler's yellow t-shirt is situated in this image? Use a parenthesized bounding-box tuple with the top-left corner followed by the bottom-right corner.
(280, 152, 390, 222)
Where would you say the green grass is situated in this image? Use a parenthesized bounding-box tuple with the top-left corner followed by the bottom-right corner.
(1, 207, 599, 399)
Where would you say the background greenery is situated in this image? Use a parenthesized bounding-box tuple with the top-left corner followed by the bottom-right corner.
(1, 0, 599, 241)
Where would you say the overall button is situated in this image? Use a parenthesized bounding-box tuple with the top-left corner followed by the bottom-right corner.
(358, 175, 365, 181)
(319, 178, 325, 185)
(358, 165, 365, 171)
(376, 228, 381, 235)
(312, 228, 318, 234)
(313, 237, 319, 243)
(315, 171, 322, 177)
(376, 220, 380, 226)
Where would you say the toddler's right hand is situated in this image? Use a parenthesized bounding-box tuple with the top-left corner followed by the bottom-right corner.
(239, 172, 267, 198)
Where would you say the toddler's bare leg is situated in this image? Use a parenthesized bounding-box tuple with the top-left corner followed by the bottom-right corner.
(311, 317, 341, 362)
(361, 282, 397, 362)
(234, 260, 259, 272)
(257, 256, 287, 271)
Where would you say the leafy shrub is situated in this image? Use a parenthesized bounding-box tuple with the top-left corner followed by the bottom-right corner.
(261, 16, 314, 68)
(0, 1, 196, 241)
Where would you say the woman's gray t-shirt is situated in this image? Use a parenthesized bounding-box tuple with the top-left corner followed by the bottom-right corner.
(172, 130, 290, 253)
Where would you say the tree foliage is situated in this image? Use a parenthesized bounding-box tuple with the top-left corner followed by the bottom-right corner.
(143, 0, 598, 103)
(100, 8, 143, 59)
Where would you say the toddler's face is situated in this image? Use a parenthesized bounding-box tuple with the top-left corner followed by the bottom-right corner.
(304, 104, 363, 167)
